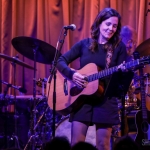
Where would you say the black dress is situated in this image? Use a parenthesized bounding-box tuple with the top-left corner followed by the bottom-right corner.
(57, 38, 127, 126)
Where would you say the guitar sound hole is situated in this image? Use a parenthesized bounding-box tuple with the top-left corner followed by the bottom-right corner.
(142, 121, 149, 133)
(70, 86, 84, 96)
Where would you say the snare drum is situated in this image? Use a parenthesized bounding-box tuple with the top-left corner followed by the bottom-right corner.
(55, 116, 96, 146)
(9, 95, 44, 114)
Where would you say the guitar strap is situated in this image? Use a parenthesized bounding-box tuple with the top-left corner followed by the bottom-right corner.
(105, 47, 113, 69)
(105, 39, 121, 69)
(96, 45, 114, 96)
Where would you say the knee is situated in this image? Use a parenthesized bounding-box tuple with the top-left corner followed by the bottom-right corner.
(97, 138, 110, 150)
(71, 139, 78, 147)
(71, 137, 85, 147)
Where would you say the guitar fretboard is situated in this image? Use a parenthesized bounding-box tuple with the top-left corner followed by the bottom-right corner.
(139, 69, 148, 120)
(87, 59, 139, 82)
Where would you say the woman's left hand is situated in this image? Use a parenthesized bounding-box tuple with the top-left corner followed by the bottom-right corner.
(117, 61, 127, 71)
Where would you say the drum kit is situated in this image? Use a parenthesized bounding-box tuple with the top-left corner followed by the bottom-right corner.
(0, 36, 61, 150)
(124, 38, 150, 110)
(118, 38, 150, 140)
(0, 36, 150, 150)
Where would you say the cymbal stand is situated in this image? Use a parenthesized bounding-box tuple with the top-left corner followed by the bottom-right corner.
(33, 78, 47, 96)
(24, 46, 38, 150)
(0, 80, 26, 149)
(42, 78, 47, 96)
(10, 57, 21, 150)
(1, 82, 11, 149)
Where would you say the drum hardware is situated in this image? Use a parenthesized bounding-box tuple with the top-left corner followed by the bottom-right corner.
(131, 73, 150, 94)
(0, 95, 50, 149)
(125, 93, 140, 109)
(0, 80, 27, 95)
(11, 36, 57, 150)
(125, 70, 150, 110)
(0, 89, 21, 148)
(11, 36, 56, 64)
(24, 98, 61, 150)
(0, 53, 31, 149)
(33, 78, 47, 96)
(0, 80, 27, 149)
(0, 53, 34, 70)
(34, 78, 47, 88)
(33, 106, 49, 131)
(0, 53, 32, 149)
(135, 38, 150, 57)
(11, 35, 56, 99)
(9, 56, 21, 150)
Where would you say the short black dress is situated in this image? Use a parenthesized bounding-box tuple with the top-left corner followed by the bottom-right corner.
(57, 38, 127, 126)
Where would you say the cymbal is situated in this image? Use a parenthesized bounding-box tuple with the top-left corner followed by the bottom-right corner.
(0, 53, 34, 70)
(11, 36, 57, 64)
(135, 38, 150, 56)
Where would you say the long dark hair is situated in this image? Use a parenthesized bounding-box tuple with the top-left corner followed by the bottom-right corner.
(89, 8, 121, 52)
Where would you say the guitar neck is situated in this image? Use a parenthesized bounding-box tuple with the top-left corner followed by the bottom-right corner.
(87, 59, 139, 82)
(139, 68, 148, 120)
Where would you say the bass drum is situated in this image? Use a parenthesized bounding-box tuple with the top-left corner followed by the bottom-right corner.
(55, 116, 96, 146)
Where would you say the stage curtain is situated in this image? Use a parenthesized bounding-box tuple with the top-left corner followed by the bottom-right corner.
(0, 0, 150, 109)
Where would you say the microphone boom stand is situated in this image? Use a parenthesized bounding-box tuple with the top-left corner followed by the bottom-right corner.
(47, 28, 68, 138)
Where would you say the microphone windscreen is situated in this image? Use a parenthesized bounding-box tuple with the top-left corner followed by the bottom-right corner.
(70, 24, 76, 31)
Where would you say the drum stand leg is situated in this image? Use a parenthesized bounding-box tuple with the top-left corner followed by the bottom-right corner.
(23, 135, 35, 150)
(23, 100, 37, 150)
(24, 100, 50, 150)
(12, 59, 21, 149)
(2, 83, 21, 149)
(8, 134, 20, 149)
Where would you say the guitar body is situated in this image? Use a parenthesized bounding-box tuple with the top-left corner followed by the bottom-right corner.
(135, 54, 150, 150)
(46, 63, 99, 116)
(135, 110, 150, 149)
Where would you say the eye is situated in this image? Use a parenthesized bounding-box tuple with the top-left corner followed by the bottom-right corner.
(105, 22, 118, 28)
(113, 24, 118, 28)
(106, 22, 111, 26)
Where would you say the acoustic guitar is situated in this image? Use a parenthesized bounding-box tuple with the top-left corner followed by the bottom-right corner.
(135, 66, 150, 150)
(46, 56, 150, 116)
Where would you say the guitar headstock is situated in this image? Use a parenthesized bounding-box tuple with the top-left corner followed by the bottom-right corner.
(139, 56, 150, 65)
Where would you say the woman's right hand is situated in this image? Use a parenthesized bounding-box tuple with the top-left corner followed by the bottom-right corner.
(72, 72, 88, 88)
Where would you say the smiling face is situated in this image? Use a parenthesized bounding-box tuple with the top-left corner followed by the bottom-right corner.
(98, 16, 118, 44)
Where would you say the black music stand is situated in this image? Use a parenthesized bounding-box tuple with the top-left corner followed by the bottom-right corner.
(104, 70, 134, 136)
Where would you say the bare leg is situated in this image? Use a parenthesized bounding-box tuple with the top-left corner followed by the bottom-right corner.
(96, 124, 112, 150)
(71, 121, 89, 146)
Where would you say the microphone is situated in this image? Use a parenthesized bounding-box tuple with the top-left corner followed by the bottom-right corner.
(64, 24, 76, 31)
